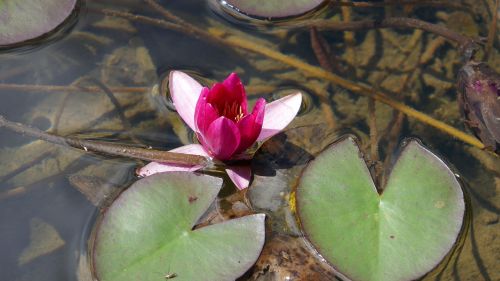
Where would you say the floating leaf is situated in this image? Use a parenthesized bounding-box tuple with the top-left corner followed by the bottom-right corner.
(296, 137, 466, 281)
(93, 172, 265, 281)
(0, 0, 77, 47)
(222, 0, 325, 19)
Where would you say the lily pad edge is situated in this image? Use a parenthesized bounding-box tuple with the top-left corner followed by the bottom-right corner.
(0, 0, 80, 50)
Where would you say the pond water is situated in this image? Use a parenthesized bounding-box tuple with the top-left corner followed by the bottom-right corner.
(0, 0, 498, 280)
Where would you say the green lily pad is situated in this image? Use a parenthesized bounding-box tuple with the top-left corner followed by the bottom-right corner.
(92, 172, 266, 281)
(0, 0, 77, 47)
(296, 137, 465, 281)
(222, 0, 325, 19)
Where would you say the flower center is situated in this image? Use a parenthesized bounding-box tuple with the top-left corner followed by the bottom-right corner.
(221, 101, 244, 122)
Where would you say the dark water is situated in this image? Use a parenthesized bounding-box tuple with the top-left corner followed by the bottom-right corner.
(0, 1, 498, 280)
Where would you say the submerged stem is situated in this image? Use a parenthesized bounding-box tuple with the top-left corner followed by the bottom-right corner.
(327, 0, 469, 10)
(0, 83, 148, 94)
(485, 0, 499, 59)
(0, 115, 209, 167)
(300, 17, 480, 51)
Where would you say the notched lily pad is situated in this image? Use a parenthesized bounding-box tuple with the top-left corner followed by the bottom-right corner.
(0, 0, 78, 47)
(296, 137, 466, 281)
(221, 0, 326, 19)
(92, 172, 265, 281)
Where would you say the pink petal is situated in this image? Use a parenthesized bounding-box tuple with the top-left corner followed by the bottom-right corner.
(222, 72, 247, 113)
(195, 88, 219, 135)
(225, 165, 252, 190)
(207, 74, 248, 117)
(257, 92, 302, 142)
(137, 144, 210, 177)
(170, 71, 203, 131)
(204, 116, 241, 161)
(235, 98, 266, 153)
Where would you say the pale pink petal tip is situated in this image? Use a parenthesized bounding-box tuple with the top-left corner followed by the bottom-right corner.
(170, 144, 210, 157)
(137, 144, 210, 177)
(138, 161, 203, 177)
(169, 71, 203, 131)
(226, 165, 252, 190)
(257, 92, 302, 142)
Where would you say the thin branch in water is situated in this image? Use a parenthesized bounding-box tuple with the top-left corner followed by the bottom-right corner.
(367, 94, 383, 189)
(0, 186, 28, 201)
(326, 0, 469, 10)
(0, 156, 92, 201)
(340, 2, 355, 42)
(368, 97, 379, 163)
(485, 0, 499, 59)
(310, 27, 334, 72)
(381, 111, 405, 186)
(0, 115, 208, 167)
(90, 8, 181, 29)
(143, 0, 186, 25)
(53, 92, 71, 134)
(0, 150, 55, 183)
(300, 17, 481, 52)
(84, 78, 143, 144)
(0, 83, 148, 94)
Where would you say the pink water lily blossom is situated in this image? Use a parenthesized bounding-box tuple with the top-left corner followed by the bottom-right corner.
(138, 71, 302, 190)
(195, 73, 266, 160)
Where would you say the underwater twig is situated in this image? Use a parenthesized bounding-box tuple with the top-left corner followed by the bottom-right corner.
(326, 0, 469, 10)
(469, 222, 493, 281)
(381, 111, 405, 186)
(485, 0, 499, 59)
(0, 115, 208, 167)
(340, 2, 356, 64)
(301, 17, 480, 51)
(53, 77, 89, 134)
(112, 1, 485, 150)
(143, 0, 186, 25)
(367, 96, 383, 189)
(53, 91, 71, 134)
(0, 150, 55, 184)
(368, 97, 379, 163)
(0, 186, 28, 201)
(85, 78, 143, 144)
(93, 8, 216, 43)
(310, 27, 334, 72)
(0, 83, 148, 94)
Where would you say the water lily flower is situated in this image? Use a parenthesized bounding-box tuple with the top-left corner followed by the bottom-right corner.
(138, 71, 302, 190)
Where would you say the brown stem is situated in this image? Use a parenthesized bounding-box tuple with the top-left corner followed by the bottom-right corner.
(485, 0, 499, 59)
(92, 8, 211, 42)
(327, 0, 469, 10)
(84, 78, 143, 144)
(301, 17, 480, 51)
(368, 97, 379, 163)
(91, 8, 185, 33)
(310, 27, 334, 72)
(0, 115, 208, 167)
(143, 0, 186, 25)
(0, 83, 148, 94)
